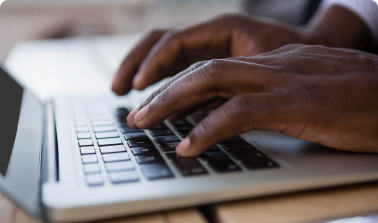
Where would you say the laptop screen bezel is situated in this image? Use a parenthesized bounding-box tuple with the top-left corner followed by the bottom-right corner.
(0, 62, 44, 219)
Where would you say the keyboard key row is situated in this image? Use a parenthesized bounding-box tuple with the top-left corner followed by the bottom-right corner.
(72, 105, 280, 186)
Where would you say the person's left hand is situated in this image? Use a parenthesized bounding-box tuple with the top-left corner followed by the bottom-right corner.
(127, 44, 378, 157)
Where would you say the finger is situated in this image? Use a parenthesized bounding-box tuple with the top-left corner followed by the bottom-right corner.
(169, 98, 223, 120)
(127, 61, 208, 127)
(132, 22, 230, 90)
(131, 60, 275, 129)
(176, 92, 293, 157)
(257, 44, 308, 57)
(112, 30, 166, 95)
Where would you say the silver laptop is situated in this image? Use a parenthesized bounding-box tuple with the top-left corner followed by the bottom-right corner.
(1, 60, 378, 223)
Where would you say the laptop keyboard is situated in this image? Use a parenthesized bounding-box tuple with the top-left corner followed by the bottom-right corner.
(69, 99, 279, 187)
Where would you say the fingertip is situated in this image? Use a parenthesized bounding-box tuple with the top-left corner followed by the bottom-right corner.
(111, 83, 124, 96)
(176, 137, 192, 157)
(127, 107, 139, 128)
(111, 75, 131, 95)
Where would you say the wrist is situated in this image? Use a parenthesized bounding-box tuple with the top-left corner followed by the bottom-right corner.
(300, 5, 373, 50)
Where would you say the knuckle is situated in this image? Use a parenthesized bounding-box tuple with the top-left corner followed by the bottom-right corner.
(202, 59, 227, 78)
(186, 61, 209, 73)
(156, 85, 174, 105)
(140, 86, 166, 108)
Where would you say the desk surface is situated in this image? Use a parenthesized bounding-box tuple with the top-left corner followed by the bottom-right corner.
(0, 192, 208, 223)
(2, 181, 378, 223)
(4, 34, 378, 223)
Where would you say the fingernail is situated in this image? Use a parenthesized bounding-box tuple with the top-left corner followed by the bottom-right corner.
(176, 137, 191, 156)
(134, 105, 149, 123)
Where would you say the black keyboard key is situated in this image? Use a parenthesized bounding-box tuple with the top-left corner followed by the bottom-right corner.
(155, 135, 180, 143)
(108, 171, 139, 184)
(77, 132, 91, 139)
(82, 155, 98, 164)
(118, 117, 128, 124)
(128, 139, 153, 147)
(201, 151, 230, 161)
(220, 136, 246, 144)
(115, 107, 129, 117)
(223, 142, 257, 152)
(83, 163, 101, 174)
(93, 126, 116, 133)
(242, 159, 279, 170)
(231, 150, 266, 160)
(131, 146, 159, 155)
(86, 174, 103, 186)
(174, 125, 193, 131)
(79, 139, 93, 147)
(208, 146, 221, 151)
(80, 146, 96, 155)
(98, 138, 123, 146)
(150, 129, 173, 136)
(140, 163, 174, 180)
(166, 154, 207, 176)
(150, 123, 168, 129)
(177, 130, 190, 138)
(160, 142, 180, 151)
(100, 145, 126, 154)
(103, 153, 130, 162)
(124, 132, 148, 140)
(207, 159, 241, 173)
(105, 161, 134, 172)
(169, 119, 190, 126)
(95, 131, 118, 139)
(76, 127, 89, 133)
(135, 154, 164, 164)
(121, 126, 144, 133)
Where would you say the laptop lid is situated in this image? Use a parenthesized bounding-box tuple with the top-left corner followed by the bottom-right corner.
(0, 62, 44, 219)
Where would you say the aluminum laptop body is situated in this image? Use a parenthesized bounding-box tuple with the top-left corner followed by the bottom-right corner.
(1, 61, 378, 223)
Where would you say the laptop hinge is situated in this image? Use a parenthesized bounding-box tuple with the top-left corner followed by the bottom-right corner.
(41, 101, 58, 183)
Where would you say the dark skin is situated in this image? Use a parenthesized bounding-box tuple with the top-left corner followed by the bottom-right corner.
(128, 44, 378, 156)
(112, 5, 372, 95)
(112, 5, 377, 156)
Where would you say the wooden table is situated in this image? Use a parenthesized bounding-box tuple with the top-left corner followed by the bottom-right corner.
(213, 181, 378, 223)
(0, 191, 208, 223)
(2, 181, 378, 223)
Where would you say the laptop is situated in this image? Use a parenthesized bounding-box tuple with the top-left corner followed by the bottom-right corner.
(1, 58, 378, 223)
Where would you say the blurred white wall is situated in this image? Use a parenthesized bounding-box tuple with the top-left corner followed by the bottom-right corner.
(0, 0, 242, 59)
(0, 0, 308, 60)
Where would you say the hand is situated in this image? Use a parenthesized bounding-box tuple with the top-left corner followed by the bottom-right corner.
(127, 44, 378, 156)
(112, 6, 372, 95)
(112, 14, 308, 95)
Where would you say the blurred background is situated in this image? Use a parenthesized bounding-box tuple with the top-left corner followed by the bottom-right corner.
(0, 0, 315, 60)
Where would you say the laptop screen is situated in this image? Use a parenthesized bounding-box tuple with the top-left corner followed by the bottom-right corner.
(0, 66, 24, 176)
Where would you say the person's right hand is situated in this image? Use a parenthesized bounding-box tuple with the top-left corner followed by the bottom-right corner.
(126, 44, 378, 156)
(111, 14, 308, 95)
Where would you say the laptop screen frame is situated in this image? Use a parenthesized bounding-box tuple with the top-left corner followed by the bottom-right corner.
(0, 62, 44, 219)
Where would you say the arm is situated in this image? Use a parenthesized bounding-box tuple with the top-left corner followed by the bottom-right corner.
(304, 3, 375, 49)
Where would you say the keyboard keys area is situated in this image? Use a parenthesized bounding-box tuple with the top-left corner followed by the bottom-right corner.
(69, 98, 279, 187)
